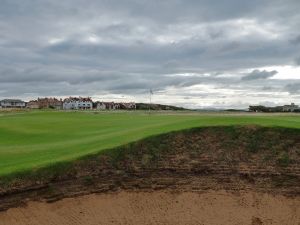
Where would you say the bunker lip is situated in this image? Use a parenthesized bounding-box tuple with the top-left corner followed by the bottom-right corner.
(0, 125, 299, 211)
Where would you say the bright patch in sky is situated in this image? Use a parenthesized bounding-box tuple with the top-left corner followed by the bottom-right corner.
(48, 38, 64, 45)
(263, 66, 300, 79)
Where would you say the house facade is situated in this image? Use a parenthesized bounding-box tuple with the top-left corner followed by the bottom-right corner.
(63, 97, 93, 110)
(95, 102, 120, 110)
(27, 98, 62, 109)
(27, 100, 39, 109)
(0, 99, 26, 108)
(96, 102, 107, 110)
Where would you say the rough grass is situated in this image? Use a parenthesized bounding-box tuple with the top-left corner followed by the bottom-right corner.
(0, 111, 300, 177)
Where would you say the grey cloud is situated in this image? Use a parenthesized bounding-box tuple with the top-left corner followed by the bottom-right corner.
(241, 70, 278, 81)
(285, 83, 300, 94)
(291, 35, 300, 45)
(261, 86, 275, 91)
(0, 66, 124, 84)
(1, 0, 300, 108)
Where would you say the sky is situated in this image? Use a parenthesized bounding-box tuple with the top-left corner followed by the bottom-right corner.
(0, 0, 300, 109)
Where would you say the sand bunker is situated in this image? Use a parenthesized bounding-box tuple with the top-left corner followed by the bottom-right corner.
(0, 190, 299, 225)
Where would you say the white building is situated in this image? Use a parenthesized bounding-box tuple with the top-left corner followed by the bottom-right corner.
(95, 102, 120, 110)
(63, 97, 93, 110)
(0, 99, 26, 108)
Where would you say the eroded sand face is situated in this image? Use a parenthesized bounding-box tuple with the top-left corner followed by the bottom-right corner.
(0, 191, 299, 225)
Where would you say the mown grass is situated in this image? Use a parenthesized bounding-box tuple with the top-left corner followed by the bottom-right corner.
(0, 110, 300, 177)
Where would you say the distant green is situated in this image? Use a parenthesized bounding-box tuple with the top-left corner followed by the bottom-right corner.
(0, 111, 300, 176)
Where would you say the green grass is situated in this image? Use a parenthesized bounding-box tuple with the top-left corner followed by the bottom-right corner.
(0, 110, 300, 176)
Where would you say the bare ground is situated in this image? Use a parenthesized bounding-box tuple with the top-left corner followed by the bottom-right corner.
(0, 190, 299, 225)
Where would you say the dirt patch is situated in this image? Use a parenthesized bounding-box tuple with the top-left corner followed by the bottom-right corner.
(0, 190, 299, 225)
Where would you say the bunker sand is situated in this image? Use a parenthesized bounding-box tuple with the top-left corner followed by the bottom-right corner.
(0, 191, 299, 225)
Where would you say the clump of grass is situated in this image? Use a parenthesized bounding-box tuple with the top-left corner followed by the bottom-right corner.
(83, 176, 94, 185)
(277, 152, 290, 167)
(244, 128, 264, 153)
(0, 161, 74, 189)
(46, 184, 55, 194)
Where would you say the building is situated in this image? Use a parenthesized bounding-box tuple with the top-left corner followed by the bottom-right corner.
(96, 102, 107, 110)
(119, 102, 136, 110)
(95, 101, 136, 110)
(63, 97, 93, 110)
(249, 103, 299, 112)
(282, 103, 299, 112)
(27, 100, 39, 109)
(36, 98, 62, 109)
(27, 98, 62, 109)
(0, 99, 26, 109)
(95, 102, 120, 110)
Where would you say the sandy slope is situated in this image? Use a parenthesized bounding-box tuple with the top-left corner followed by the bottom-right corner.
(0, 191, 299, 225)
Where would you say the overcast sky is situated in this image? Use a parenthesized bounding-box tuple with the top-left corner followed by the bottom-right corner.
(1, 0, 300, 109)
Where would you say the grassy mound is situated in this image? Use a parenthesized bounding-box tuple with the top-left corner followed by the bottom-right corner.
(1, 126, 299, 194)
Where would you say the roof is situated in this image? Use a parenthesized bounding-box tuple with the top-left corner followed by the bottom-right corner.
(63, 97, 92, 102)
(0, 99, 25, 103)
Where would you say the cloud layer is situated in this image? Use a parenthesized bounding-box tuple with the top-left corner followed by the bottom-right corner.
(0, 0, 300, 108)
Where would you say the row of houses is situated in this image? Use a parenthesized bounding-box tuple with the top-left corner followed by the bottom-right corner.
(249, 103, 299, 112)
(0, 97, 136, 110)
